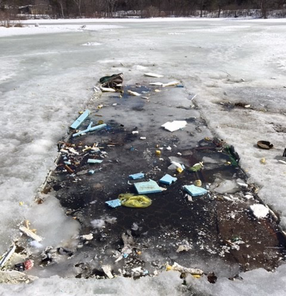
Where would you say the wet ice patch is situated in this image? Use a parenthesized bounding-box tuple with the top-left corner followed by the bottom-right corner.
(213, 179, 239, 194)
(29, 139, 53, 154)
(91, 216, 117, 229)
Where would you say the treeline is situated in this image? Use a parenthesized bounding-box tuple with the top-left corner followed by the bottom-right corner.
(1, 0, 286, 19)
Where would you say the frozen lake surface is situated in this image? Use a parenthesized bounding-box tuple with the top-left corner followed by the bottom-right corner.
(0, 18, 286, 295)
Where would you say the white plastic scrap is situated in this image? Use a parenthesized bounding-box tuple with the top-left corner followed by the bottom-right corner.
(149, 81, 180, 87)
(162, 120, 187, 132)
(19, 226, 42, 242)
(168, 262, 203, 275)
(144, 73, 164, 78)
(128, 90, 141, 96)
(102, 265, 114, 279)
(0, 244, 16, 268)
(250, 204, 270, 219)
(100, 85, 116, 92)
(81, 233, 93, 241)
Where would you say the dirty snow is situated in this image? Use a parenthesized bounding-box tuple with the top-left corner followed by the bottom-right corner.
(0, 18, 286, 295)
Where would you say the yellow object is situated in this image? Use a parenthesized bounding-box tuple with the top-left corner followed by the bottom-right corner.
(194, 180, 202, 187)
(19, 202, 24, 206)
(166, 264, 173, 271)
(176, 167, 183, 173)
(192, 274, 201, 279)
(119, 194, 152, 208)
(155, 150, 161, 156)
(260, 158, 266, 164)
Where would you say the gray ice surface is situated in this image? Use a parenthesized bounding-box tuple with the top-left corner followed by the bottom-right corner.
(0, 18, 286, 295)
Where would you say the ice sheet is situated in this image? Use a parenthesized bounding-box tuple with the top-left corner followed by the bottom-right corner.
(1, 17, 286, 295)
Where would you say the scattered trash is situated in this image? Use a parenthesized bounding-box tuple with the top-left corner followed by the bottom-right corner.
(190, 162, 204, 172)
(81, 234, 93, 241)
(129, 173, 145, 180)
(19, 225, 42, 242)
(102, 265, 114, 279)
(166, 262, 203, 276)
(70, 110, 90, 130)
(0, 244, 16, 268)
(168, 157, 185, 173)
(100, 85, 116, 92)
(260, 158, 266, 164)
(128, 90, 141, 96)
(194, 180, 202, 187)
(134, 180, 163, 194)
(185, 194, 193, 202)
(119, 194, 152, 208)
(72, 123, 107, 137)
(155, 150, 161, 156)
(99, 73, 123, 90)
(183, 185, 208, 197)
(161, 120, 187, 132)
(87, 159, 103, 164)
(14, 259, 34, 272)
(105, 199, 122, 208)
(257, 140, 273, 150)
(159, 174, 177, 185)
(150, 81, 179, 87)
(278, 160, 286, 165)
(144, 73, 164, 78)
(207, 272, 217, 284)
(176, 240, 192, 253)
(224, 145, 240, 165)
(250, 204, 270, 219)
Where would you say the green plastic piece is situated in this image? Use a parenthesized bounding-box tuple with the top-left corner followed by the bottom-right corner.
(118, 193, 152, 208)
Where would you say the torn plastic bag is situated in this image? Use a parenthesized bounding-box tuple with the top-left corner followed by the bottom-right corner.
(119, 193, 152, 208)
(99, 73, 123, 90)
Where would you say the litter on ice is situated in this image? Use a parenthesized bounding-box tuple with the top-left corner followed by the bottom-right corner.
(250, 204, 270, 219)
(183, 185, 208, 197)
(161, 121, 187, 132)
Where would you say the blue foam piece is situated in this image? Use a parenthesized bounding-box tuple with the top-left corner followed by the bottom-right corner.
(129, 173, 145, 180)
(105, 199, 121, 208)
(159, 174, 177, 185)
(134, 180, 162, 194)
(87, 159, 103, 164)
(70, 110, 90, 129)
(183, 185, 208, 197)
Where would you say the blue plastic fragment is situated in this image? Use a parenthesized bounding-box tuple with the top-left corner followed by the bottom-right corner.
(87, 159, 103, 164)
(105, 199, 121, 208)
(183, 185, 208, 197)
(159, 174, 177, 185)
(129, 173, 145, 180)
(134, 180, 162, 194)
(70, 109, 90, 129)
(72, 123, 107, 137)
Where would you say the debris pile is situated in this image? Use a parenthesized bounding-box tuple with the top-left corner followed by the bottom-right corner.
(5, 72, 285, 283)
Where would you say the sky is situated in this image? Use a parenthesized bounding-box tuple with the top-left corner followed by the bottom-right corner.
(0, 17, 286, 295)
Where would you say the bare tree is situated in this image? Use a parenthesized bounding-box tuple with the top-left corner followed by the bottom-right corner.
(73, 0, 82, 16)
